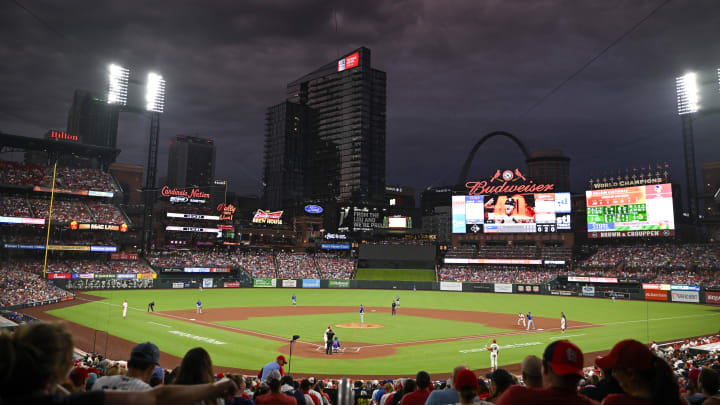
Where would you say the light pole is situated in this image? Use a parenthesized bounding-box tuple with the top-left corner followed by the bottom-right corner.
(675, 72, 699, 222)
(107, 65, 166, 254)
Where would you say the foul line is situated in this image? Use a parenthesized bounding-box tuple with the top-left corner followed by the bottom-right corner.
(148, 321, 171, 328)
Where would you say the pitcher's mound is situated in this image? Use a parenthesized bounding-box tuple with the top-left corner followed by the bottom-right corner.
(336, 322, 384, 329)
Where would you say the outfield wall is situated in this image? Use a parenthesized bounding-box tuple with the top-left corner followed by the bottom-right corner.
(47, 277, 720, 305)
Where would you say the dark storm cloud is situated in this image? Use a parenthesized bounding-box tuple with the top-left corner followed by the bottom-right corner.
(1, 0, 719, 198)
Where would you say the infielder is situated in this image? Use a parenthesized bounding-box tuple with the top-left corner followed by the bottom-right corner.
(610, 292, 616, 303)
(292, 294, 296, 306)
(360, 304, 365, 324)
(517, 312, 526, 328)
(147, 301, 155, 312)
(560, 312, 567, 334)
(122, 300, 128, 319)
(487, 339, 499, 371)
(196, 299, 202, 314)
(526, 312, 536, 330)
(395, 296, 400, 307)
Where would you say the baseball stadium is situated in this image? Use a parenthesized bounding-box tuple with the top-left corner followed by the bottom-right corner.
(2, 22, 720, 405)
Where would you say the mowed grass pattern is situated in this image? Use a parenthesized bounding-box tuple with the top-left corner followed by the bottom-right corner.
(354, 268, 437, 281)
(47, 289, 720, 375)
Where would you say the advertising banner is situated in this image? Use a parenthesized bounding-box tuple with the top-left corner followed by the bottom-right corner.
(110, 253, 139, 260)
(282, 280, 298, 288)
(440, 281, 462, 292)
(90, 246, 117, 252)
(445, 258, 543, 265)
(173, 282, 185, 289)
(328, 280, 350, 288)
(253, 279, 276, 288)
(670, 285, 701, 292)
(705, 292, 720, 305)
(645, 290, 668, 301)
(320, 243, 351, 250)
(0, 216, 45, 225)
(494, 283, 513, 293)
(642, 283, 660, 290)
(47, 273, 72, 279)
(223, 282, 241, 288)
(302, 279, 320, 289)
(94, 274, 115, 279)
(568, 276, 618, 283)
(551, 290, 575, 296)
(167, 213, 220, 220)
(582, 286, 595, 297)
(64, 278, 153, 290)
(202, 278, 213, 288)
(671, 291, 699, 303)
(137, 273, 156, 279)
(116, 274, 136, 279)
(165, 226, 220, 233)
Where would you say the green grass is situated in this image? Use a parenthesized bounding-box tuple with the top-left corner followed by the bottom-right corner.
(47, 289, 720, 376)
(354, 268, 437, 281)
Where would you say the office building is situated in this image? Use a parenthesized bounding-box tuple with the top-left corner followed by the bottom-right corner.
(264, 101, 313, 209)
(167, 135, 216, 188)
(264, 47, 386, 208)
(526, 149, 571, 191)
(66, 89, 119, 149)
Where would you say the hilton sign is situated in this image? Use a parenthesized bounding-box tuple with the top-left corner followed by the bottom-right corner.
(47, 130, 78, 142)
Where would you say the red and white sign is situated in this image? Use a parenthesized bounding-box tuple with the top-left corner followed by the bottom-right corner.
(444, 258, 542, 265)
(645, 291, 668, 301)
(671, 291, 699, 303)
(110, 253, 139, 260)
(224, 282, 241, 288)
(705, 292, 720, 305)
(568, 276, 618, 283)
(252, 210, 283, 225)
(337, 52, 359, 72)
(161, 186, 210, 199)
(642, 283, 661, 290)
(47, 273, 72, 279)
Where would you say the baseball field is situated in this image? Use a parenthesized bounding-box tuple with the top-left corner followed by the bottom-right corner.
(29, 288, 720, 378)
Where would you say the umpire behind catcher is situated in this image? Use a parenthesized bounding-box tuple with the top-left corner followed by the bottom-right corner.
(325, 328, 335, 355)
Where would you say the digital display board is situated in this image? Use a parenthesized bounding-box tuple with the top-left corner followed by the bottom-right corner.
(167, 213, 220, 220)
(586, 183, 674, 235)
(384, 216, 412, 229)
(451, 192, 571, 233)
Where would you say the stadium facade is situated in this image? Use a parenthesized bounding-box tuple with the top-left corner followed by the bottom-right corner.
(167, 135, 216, 188)
(66, 89, 120, 150)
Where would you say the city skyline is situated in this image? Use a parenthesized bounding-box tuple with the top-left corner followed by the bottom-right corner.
(1, 0, 720, 203)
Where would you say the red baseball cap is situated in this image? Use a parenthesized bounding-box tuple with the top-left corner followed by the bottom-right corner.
(277, 355, 287, 365)
(454, 369, 479, 390)
(543, 340, 584, 377)
(595, 339, 653, 371)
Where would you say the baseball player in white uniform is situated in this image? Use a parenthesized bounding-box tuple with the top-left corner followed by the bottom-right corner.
(487, 339, 499, 371)
(518, 312, 526, 328)
(561, 312, 567, 334)
(122, 300, 128, 319)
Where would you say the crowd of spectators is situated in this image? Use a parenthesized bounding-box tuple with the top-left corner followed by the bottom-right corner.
(438, 265, 559, 283)
(147, 250, 243, 269)
(3, 319, 720, 405)
(85, 201, 126, 224)
(0, 195, 34, 217)
(579, 244, 720, 272)
(31, 199, 94, 223)
(0, 160, 120, 192)
(276, 252, 318, 279)
(316, 253, 355, 280)
(0, 262, 73, 307)
(236, 250, 277, 278)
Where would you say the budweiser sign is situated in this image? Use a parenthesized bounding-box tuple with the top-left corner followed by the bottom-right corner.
(161, 186, 210, 199)
(252, 209, 283, 224)
(466, 168, 555, 195)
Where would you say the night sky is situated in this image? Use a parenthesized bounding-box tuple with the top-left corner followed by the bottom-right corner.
(1, 0, 719, 202)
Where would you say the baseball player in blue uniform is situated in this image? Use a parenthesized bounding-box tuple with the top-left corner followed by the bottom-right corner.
(360, 304, 365, 324)
(292, 294, 296, 306)
(526, 312, 535, 330)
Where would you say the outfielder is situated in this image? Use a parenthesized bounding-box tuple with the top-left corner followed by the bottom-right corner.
(487, 339, 499, 371)
(526, 312, 536, 330)
(560, 312, 567, 334)
(292, 294, 296, 306)
(122, 300, 128, 319)
(517, 312, 526, 328)
(196, 299, 202, 314)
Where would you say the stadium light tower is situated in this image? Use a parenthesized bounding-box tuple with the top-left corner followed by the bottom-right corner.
(675, 72, 700, 221)
(142, 72, 166, 254)
(107, 64, 130, 106)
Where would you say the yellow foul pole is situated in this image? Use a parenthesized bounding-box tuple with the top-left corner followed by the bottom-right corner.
(42, 160, 58, 279)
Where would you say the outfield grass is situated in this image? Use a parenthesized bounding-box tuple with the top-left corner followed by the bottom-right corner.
(47, 289, 720, 376)
(354, 268, 436, 281)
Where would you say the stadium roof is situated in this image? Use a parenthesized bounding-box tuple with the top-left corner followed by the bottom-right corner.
(0, 131, 120, 162)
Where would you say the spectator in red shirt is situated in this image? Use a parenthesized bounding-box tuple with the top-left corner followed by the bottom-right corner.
(255, 370, 295, 405)
(400, 371, 431, 405)
(596, 339, 686, 405)
(496, 340, 599, 405)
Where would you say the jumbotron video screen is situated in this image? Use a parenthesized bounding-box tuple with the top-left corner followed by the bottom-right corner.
(585, 183, 675, 233)
(452, 192, 571, 233)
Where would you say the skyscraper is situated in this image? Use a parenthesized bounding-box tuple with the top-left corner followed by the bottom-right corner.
(264, 47, 386, 208)
(66, 89, 119, 149)
(167, 135, 216, 188)
(264, 101, 313, 210)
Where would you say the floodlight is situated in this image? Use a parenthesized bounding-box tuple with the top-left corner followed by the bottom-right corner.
(146, 72, 166, 113)
(717, 68, 720, 92)
(675, 72, 699, 115)
(107, 64, 129, 106)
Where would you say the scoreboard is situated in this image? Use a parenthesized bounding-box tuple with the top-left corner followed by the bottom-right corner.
(586, 183, 674, 233)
